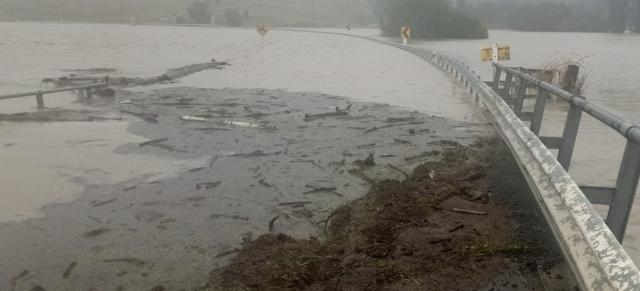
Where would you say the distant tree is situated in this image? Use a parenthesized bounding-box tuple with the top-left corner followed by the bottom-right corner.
(632, 1, 640, 32)
(187, 0, 212, 24)
(507, 3, 572, 31)
(225, 9, 243, 27)
(464, 1, 608, 32)
(175, 15, 188, 24)
(556, 14, 609, 32)
(374, 0, 487, 39)
(463, 0, 521, 29)
(608, 0, 631, 33)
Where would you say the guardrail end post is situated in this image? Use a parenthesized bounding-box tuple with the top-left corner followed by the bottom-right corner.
(86, 88, 93, 99)
(557, 102, 583, 170)
(36, 92, 44, 109)
(607, 140, 640, 242)
(105, 75, 110, 88)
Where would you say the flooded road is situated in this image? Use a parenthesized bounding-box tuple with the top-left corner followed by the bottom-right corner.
(0, 23, 487, 290)
(0, 22, 479, 223)
(0, 22, 638, 288)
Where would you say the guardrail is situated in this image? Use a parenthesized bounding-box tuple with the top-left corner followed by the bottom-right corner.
(276, 28, 640, 290)
(414, 46, 640, 291)
(491, 63, 640, 243)
(0, 81, 109, 109)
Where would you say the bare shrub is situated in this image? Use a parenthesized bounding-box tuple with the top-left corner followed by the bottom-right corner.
(537, 55, 592, 95)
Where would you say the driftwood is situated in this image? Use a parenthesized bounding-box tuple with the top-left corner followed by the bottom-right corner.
(304, 185, 338, 194)
(385, 117, 416, 123)
(102, 258, 147, 267)
(139, 138, 169, 147)
(269, 216, 280, 232)
(277, 201, 313, 207)
(92, 198, 117, 207)
(450, 208, 488, 216)
(303, 104, 352, 122)
(120, 110, 158, 124)
(215, 249, 240, 259)
(83, 228, 111, 238)
(387, 164, 409, 179)
(62, 261, 78, 279)
(196, 181, 221, 190)
(364, 121, 425, 134)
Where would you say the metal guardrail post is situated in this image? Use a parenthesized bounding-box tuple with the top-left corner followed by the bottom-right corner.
(36, 91, 44, 109)
(503, 72, 513, 98)
(557, 97, 584, 170)
(492, 66, 502, 91)
(530, 88, 549, 135)
(513, 78, 527, 115)
(86, 88, 93, 99)
(607, 140, 640, 241)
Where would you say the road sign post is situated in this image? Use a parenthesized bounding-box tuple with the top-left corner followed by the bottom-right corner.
(482, 43, 510, 84)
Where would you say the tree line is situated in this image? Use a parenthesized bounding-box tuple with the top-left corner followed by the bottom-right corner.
(372, 0, 640, 39)
(372, 0, 488, 39)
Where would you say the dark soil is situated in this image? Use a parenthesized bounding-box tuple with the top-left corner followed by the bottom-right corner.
(204, 142, 564, 290)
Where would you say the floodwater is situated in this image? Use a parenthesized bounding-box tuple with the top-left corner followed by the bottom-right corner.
(0, 23, 477, 222)
(0, 21, 639, 277)
(0, 120, 208, 222)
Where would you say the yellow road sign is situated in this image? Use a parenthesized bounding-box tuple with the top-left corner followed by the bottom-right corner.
(497, 45, 511, 61)
(481, 47, 493, 62)
(481, 44, 510, 62)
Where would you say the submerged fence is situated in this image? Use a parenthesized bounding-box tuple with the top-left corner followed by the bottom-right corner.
(0, 81, 108, 108)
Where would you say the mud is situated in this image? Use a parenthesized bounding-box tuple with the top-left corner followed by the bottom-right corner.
(0, 87, 572, 290)
(204, 140, 572, 291)
(0, 87, 498, 291)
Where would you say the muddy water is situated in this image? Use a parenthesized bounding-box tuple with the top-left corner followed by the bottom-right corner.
(0, 23, 479, 222)
(0, 120, 208, 222)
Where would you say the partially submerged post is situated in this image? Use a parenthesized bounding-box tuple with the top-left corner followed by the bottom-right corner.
(562, 64, 580, 94)
(36, 91, 44, 109)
